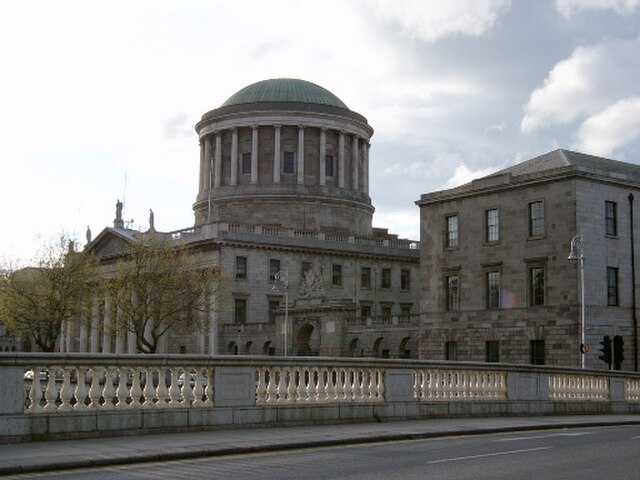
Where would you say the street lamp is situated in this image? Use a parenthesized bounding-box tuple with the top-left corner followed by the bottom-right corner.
(568, 233, 586, 368)
(272, 269, 289, 356)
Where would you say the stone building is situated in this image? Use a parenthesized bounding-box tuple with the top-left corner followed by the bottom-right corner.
(74, 79, 421, 358)
(416, 149, 640, 370)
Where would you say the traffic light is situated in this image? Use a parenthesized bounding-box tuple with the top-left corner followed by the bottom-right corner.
(613, 335, 624, 370)
(599, 335, 612, 368)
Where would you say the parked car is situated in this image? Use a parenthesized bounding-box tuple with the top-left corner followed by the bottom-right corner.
(177, 372, 208, 388)
(23, 369, 48, 381)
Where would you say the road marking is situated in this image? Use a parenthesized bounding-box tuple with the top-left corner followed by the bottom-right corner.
(427, 446, 552, 464)
(494, 432, 592, 442)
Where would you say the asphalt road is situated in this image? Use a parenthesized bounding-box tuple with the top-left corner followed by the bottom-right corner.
(5, 425, 640, 480)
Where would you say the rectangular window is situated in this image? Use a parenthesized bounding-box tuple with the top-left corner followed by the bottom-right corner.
(485, 340, 500, 362)
(235, 256, 247, 279)
(360, 304, 371, 318)
(529, 201, 544, 237)
(446, 215, 458, 248)
(485, 208, 499, 243)
(241, 152, 251, 174)
(361, 267, 371, 289)
(332, 264, 342, 286)
(234, 298, 247, 324)
(400, 304, 412, 317)
(381, 268, 391, 289)
(607, 266, 619, 306)
(380, 303, 392, 318)
(325, 155, 334, 177)
(269, 259, 280, 281)
(486, 271, 500, 309)
(400, 269, 411, 290)
(445, 341, 458, 361)
(530, 340, 545, 365)
(605, 201, 617, 236)
(446, 275, 459, 311)
(283, 152, 295, 174)
(530, 266, 545, 306)
(268, 300, 280, 323)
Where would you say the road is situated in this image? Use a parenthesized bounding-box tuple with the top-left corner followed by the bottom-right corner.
(5, 425, 640, 480)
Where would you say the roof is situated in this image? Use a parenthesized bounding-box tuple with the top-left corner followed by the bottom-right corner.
(221, 78, 349, 109)
(417, 149, 640, 205)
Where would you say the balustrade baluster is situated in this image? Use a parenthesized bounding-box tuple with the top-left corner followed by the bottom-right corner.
(285, 367, 294, 403)
(266, 367, 277, 404)
(277, 368, 288, 404)
(129, 368, 143, 408)
(43, 367, 58, 411)
(168, 368, 181, 407)
(115, 367, 129, 409)
(102, 368, 116, 410)
(181, 368, 195, 406)
(192, 368, 205, 407)
(74, 367, 89, 410)
(58, 367, 74, 411)
(27, 368, 41, 412)
(256, 367, 266, 404)
(143, 368, 156, 408)
(156, 368, 169, 407)
(204, 368, 214, 406)
(87, 367, 102, 409)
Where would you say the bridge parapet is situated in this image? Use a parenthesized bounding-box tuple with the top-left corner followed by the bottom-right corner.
(1, 354, 639, 442)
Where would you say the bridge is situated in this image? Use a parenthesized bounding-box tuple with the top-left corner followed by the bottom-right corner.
(1, 353, 639, 442)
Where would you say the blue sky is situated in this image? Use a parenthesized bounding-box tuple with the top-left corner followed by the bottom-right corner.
(2, 0, 640, 262)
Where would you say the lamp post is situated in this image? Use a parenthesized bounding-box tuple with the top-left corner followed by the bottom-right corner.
(272, 269, 289, 356)
(568, 233, 586, 368)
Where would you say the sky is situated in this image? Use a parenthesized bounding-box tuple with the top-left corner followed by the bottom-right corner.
(2, 0, 640, 263)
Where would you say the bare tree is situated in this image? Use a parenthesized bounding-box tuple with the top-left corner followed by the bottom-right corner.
(0, 235, 98, 352)
(108, 233, 222, 354)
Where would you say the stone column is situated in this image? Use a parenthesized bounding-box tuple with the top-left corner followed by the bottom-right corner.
(59, 320, 66, 353)
(127, 328, 136, 354)
(319, 128, 327, 186)
(297, 125, 305, 184)
(208, 295, 217, 355)
(199, 139, 205, 195)
(79, 323, 88, 353)
(338, 131, 345, 188)
(273, 125, 281, 184)
(214, 132, 222, 187)
(114, 318, 125, 354)
(251, 125, 259, 184)
(102, 295, 111, 353)
(231, 128, 238, 185)
(65, 320, 72, 352)
(363, 141, 369, 195)
(203, 136, 211, 192)
(90, 299, 100, 353)
(352, 135, 359, 191)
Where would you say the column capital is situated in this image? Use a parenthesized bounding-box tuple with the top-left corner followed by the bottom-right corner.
(251, 124, 259, 131)
(273, 124, 282, 129)
(297, 124, 306, 130)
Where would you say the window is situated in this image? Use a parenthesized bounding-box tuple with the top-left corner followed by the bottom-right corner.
(446, 275, 459, 311)
(268, 300, 280, 323)
(528, 201, 544, 237)
(485, 208, 499, 243)
(269, 259, 280, 281)
(380, 303, 392, 319)
(400, 304, 412, 317)
(400, 269, 411, 290)
(325, 155, 334, 177)
(485, 340, 500, 362)
(360, 303, 372, 318)
(445, 341, 458, 361)
(381, 268, 391, 289)
(446, 215, 458, 248)
(361, 267, 371, 289)
(234, 298, 247, 324)
(283, 151, 295, 174)
(530, 266, 545, 306)
(332, 264, 342, 286)
(530, 340, 545, 365)
(605, 201, 617, 236)
(241, 152, 251, 174)
(235, 256, 247, 279)
(607, 267, 619, 306)
(486, 271, 500, 309)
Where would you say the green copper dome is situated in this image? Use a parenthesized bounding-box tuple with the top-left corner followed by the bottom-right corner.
(222, 78, 349, 109)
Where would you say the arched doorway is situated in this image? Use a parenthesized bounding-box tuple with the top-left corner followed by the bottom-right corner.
(399, 337, 414, 359)
(348, 338, 360, 357)
(296, 323, 319, 356)
(372, 337, 389, 358)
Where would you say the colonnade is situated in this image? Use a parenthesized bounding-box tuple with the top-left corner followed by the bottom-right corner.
(198, 125, 370, 195)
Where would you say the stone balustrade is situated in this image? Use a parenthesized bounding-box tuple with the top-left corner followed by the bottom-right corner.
(1, 353, 640, 442)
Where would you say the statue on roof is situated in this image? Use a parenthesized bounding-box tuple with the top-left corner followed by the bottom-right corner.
(149, 209, 155, 231)
(114, 199, 124, 228)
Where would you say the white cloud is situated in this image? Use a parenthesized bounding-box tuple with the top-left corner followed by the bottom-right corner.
(556, 0, 639, 17)
(444, 163, 498, 188)
(574, 96, 640, 156)
(373, 0, 511, 42)
(521, 36, 640, 133)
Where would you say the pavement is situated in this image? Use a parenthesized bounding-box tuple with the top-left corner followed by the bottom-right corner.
(1, 414, 640, 476)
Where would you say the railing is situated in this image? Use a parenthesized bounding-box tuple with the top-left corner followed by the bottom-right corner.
(345, 314, 420, 327)
(255, 366, 384, 404)
(414, 369, 507, 400)
(548, 373, 609, 401)
(2, 354, 640, 442)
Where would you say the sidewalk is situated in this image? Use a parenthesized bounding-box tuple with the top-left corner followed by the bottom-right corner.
(1, 414, 640, 475)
